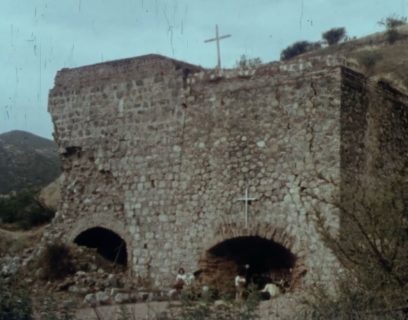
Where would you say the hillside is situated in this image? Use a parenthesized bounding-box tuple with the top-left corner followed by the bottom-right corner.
(297, 25, 408, 92)
(0, 130, 61, 194)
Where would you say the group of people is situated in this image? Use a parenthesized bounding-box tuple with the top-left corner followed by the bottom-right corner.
(234, 264, 282, 301)
(171, 265, 283, 301)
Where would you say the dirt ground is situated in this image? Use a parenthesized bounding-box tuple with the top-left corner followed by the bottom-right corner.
(75, 301, 171, 320)
(73, 293, 304, 320)
(0, 225, 44, 256)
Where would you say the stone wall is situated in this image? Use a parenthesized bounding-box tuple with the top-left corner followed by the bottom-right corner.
(340, 67, 408, 197)
(339, 68, 408, 256)
(47, 54, 408, 290)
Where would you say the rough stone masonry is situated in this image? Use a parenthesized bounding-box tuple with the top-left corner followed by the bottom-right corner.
(47, 54, 408, 292)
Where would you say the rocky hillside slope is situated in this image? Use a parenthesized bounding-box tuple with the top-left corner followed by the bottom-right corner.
(0, 130, 61, 194)
(302, 25, 408, 92)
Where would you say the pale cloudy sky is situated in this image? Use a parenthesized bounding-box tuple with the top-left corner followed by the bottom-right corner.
(0, 0, 407, 139)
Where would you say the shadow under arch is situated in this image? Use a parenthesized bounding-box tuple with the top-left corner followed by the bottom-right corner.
(74, 226, 128, 265)
(198, 222, 306, 294)
(65, 214, 134, 273)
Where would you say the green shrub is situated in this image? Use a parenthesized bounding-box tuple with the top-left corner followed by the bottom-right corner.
(280, 41, 321, 60)
(0, 278, 32, 320)
(378, 15, 407, 30)
(0, 190, 54, 229)
(386, 28, 401, 44)
(38, 243, 76, 280)
(322, 27, 346, 45)
(378, 15, 407, 44)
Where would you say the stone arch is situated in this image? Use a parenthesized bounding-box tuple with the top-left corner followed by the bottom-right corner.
(204, 221, 296, 251)
(74, 227, 128, 265)
(66, 214, 133, 275)
(198, 222, 306, 294)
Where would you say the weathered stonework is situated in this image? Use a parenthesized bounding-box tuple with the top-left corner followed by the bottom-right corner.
(47, 54, 408, 291)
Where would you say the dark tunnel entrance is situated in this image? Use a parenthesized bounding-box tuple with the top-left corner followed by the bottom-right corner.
(74, 227, 128, 266)
(200, 236, 296, 294)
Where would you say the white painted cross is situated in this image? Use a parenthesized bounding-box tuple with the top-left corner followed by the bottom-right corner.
(237, 187, 257, 228)
(204, 24, 231, 69)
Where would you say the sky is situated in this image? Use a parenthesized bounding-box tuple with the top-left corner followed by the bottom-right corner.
(0, 0, 407, 139)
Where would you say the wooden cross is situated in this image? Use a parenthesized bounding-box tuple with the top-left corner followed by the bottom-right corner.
(204, 24, 231, 69)
(237, 187, 257, 228)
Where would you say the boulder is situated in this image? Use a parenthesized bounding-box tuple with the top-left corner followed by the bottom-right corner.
(0, 255, 22, 277)
(84, 293, 97, 306)
(96, 291, 110, 305)
(58, 279, 75, 291)
(114, 293, 130, 304)
(37, 174, 63, 211)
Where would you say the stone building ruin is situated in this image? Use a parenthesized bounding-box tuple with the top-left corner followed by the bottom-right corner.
(47, 54, 408, 293)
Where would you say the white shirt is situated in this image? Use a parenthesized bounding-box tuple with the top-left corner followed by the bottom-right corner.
(176, 273, 194, 285)
(235, 275, 246, 287)
(261, 283, 281, 297)
(176, 273, 187, 283)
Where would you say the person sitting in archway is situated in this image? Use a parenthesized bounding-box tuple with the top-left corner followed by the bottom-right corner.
(173, 267, 187, 292)
(260, 282, 281, 300)
(235, 268, 247, 301)
(174, 268, 196, 290)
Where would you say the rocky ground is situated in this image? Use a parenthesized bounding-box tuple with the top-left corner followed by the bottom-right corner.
(0, 231, 173, 316)
(0, 227, 302, 319)
(0, 225, 43, 273)
(72, 294, 305, 320)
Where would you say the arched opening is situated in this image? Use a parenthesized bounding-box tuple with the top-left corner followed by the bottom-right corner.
(199, 236, 296, 295)
(74, 227, 128, 266)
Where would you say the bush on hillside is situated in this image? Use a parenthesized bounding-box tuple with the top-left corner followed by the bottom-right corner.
(37, 243, 76, 280)
(378, 15, 407, 30)
(280, 41, 321, 60)
(378, 15, 407, 44)
(0, 190, 54, 229)
(386, 29, 402, 44)
(322, 27, 346, 45)
(356, 50, 383, 70)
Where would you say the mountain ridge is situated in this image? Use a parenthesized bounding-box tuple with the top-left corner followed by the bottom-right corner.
(0, 130, 61, 194)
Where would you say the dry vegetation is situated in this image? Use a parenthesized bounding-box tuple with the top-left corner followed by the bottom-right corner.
(296, 174, 408, 319)
(301, 24, 408, 92)
(0, 226, 44, 257)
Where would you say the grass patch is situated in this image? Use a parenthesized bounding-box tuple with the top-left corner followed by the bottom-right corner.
(356, 50, 383, 71)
